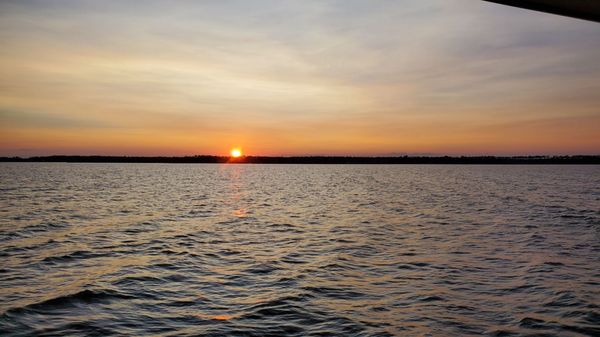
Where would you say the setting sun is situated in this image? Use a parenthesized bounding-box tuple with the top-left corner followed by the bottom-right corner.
(230, 148, 242, 158)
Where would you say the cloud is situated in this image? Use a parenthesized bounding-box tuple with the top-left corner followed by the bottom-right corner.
(0, 0, 598, 155)
(0, 109, 113, 129)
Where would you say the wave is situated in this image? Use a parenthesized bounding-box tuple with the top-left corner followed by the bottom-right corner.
(3, 288, 134, 316)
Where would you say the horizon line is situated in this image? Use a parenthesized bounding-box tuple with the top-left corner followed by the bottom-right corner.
(2, 154, 599, 165)
(3, 154, 600, 159)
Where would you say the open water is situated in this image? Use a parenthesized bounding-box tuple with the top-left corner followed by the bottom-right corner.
(0, 163, 599, 336)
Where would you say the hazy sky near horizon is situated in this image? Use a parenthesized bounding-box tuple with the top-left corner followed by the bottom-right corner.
(1, 0, 599, 156)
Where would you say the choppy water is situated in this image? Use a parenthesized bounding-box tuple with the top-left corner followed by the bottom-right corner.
(0, 163, 599, 336)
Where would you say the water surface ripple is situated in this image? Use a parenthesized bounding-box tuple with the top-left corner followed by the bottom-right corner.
(1, 163, 599, 336)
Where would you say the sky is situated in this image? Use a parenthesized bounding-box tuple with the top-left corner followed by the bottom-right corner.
(0, 0, 599, 157)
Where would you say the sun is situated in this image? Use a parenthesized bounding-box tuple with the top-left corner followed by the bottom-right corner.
(230, 148, 242, 158)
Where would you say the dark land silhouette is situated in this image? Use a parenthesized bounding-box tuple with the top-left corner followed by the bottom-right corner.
(1, 155, 599, 164)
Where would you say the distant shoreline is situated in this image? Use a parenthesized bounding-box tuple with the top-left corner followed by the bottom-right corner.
(1, 155, 599, 164)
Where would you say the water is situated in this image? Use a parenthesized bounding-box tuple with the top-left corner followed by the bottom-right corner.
(0, 163, 599, 337)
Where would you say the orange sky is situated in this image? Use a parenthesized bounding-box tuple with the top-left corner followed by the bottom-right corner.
(1, 0, 599, 156)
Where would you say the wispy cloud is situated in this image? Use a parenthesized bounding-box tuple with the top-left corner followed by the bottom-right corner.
(0, 0, 598, 156)
(0, 109, 114, 129)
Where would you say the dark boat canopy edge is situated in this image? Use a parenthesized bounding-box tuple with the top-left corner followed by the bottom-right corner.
(482, 0, 600, 23)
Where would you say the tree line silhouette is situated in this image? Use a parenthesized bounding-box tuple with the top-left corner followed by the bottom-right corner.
(1, 155, 599, 164)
